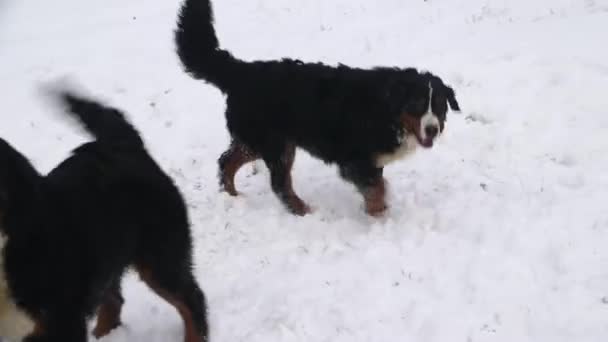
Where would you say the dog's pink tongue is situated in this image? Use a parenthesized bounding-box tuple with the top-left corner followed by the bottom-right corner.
(420, 138, 434, 148)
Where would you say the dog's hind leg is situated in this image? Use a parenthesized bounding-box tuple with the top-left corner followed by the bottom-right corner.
(339, 163, 387, 216)
(136, 264, 208, 342)
(93, 278, 124, 339)
(262, 143, 310, 216)
(218, 140, 259, 196)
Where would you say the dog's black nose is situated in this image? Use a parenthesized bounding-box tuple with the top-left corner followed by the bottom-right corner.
(425, 125, 439, 139)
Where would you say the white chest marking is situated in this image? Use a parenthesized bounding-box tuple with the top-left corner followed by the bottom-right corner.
(1, 233, 35, 341)
(375, 133, 418, 167)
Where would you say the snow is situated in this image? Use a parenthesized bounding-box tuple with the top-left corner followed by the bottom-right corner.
(1, 0, 608, 341)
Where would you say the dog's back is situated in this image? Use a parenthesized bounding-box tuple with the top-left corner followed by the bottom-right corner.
(47, 90, 183, 231)
(1, 89, 207, 342)
(6, 91, 192, 322)
(47, 91, 179, 217)
(43, 90, 190, 280)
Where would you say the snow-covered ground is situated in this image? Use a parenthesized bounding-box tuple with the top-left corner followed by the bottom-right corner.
(2, 0, 608, 341)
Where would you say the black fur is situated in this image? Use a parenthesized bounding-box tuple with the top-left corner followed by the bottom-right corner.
(175, 0, 460, 215)
(0, 90, 208, 342)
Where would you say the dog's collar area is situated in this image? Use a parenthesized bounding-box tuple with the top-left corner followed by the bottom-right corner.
(396, 125, 407, 144)
(375, 126, 419, 167)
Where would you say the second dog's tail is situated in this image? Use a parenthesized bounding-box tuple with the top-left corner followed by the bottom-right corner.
(57, 91, 143, 146)
(175, 0, 240, 92)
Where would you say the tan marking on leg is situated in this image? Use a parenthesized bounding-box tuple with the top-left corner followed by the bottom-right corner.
(137, 267, 204, 342)
(281, 144, 310, 216)
(219, 141, 259, 196)
(93, 292, 123, 338)
(363, 178, 387, 216)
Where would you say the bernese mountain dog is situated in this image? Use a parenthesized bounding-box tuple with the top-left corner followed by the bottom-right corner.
(0, 87, 208, 342)
(175, 0, 460, 216)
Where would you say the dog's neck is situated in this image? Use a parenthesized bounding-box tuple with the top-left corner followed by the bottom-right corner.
(375, 128, 418, 167)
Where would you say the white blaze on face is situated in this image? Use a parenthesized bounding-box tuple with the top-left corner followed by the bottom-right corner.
(0, 232, 35, 340)
(419, 83, 440, 142)
(374, 82, 443, 166)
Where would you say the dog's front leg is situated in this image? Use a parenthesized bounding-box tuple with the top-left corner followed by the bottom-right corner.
(339, 163, 387, 216)
(265, 143, 310, 216)
(362, 177, 387, 217)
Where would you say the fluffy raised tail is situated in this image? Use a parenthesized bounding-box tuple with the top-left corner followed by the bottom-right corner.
(57, 91, 143, 146)
(175, 0, 239, 92)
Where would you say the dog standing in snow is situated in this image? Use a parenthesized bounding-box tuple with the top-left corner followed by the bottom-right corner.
(0, 87, 208, 342)
(175, 0, 460, 216)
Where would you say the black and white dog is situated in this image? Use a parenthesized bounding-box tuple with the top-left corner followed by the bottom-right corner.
(0, 88, 208, 342)
(175, 0, 460, 216)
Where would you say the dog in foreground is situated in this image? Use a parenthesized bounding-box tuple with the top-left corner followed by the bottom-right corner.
(0, 88, 208, 342)
(175, 0, 460, 216)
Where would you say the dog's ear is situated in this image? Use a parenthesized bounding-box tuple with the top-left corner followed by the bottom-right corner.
(445, 85, 460, 112)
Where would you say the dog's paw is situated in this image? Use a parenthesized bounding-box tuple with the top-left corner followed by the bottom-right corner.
(219, 182, 239, 196)
(92, 321, 122, 339)
(289, 199, 312, 216)
(365, 203, 388, 217)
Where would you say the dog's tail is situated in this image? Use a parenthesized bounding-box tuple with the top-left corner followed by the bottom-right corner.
(175, 0, 240, 92)
(56, 91, 143, 146)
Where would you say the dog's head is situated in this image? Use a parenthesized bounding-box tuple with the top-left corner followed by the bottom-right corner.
(386, 71, 460, 148)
